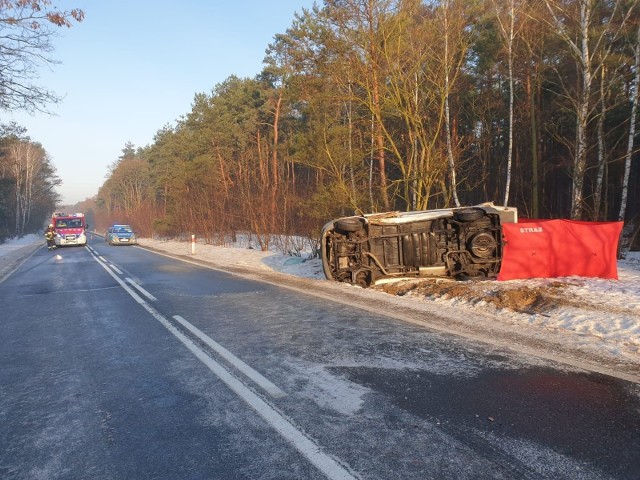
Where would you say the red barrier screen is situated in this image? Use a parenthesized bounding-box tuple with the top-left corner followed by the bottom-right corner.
(498, 220, 623, 281)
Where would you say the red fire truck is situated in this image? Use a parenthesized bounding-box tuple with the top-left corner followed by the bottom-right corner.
(51, 212, 88, 247)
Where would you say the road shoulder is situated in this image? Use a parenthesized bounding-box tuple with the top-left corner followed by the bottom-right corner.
(0, 242, 43, 283)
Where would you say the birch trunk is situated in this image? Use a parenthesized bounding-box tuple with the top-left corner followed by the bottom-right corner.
(493, 0, 516, 207)
(594, 64, 606, 220)
(544, 0, 636, 219)
(619, 24, 640, 222)
(570, 0, 592, 220)
(442, 0, 460, 207)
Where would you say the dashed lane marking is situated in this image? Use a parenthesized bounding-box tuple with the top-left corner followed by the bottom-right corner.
(125, 277, 157, 301)
(87, 249, 358, 480)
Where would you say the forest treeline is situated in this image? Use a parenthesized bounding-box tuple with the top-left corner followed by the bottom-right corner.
(95, 0, 640, 249)
(2, 1, 639, 249)
(0, 124, 60, 241)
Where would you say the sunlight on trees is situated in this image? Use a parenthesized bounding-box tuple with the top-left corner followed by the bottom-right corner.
(0, 124, 60, 239)
(82, 0, 639, 251)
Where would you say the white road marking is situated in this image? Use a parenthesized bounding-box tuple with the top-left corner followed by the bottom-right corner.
(85, 247, 123, 274)
(109, 264, 123, 275)
(173, 315, 287, 399)
(125, 278, 157, 301)
(88, 250, 358, 480)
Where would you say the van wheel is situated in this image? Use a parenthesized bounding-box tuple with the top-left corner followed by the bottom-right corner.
(335, 217, 364, 233)
(469, 232, 497, 258)
(453, 207, 485, 222)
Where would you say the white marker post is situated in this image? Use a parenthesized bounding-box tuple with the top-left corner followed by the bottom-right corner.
(191, 234, 196, 255)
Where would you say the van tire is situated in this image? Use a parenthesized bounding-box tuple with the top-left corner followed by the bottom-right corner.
(335, 217, 364, 233)
(454, 208, 485, 222)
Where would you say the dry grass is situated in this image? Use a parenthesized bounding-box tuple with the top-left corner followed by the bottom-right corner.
(374, 279, 574, 315)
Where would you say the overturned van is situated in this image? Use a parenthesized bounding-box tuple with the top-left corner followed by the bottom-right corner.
(320, 203, 518, 287)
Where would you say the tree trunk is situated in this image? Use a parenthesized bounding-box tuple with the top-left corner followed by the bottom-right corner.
(594, 64, 606, 220)
(619, 25, 640, 222)
(443, 0, 460, 207)
(271, 91, 282, 232)
(571, 1, 592, 220)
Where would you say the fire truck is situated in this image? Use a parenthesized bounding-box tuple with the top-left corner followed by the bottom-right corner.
(51, 212, 88, 247)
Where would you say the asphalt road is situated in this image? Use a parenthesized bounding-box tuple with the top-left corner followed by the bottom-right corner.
(1, 238, 639, 479)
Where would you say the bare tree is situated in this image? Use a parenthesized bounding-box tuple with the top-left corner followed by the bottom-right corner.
(433, 0, 475, 208)
(440, 0, 460, 207)
(12, 141, 40, 235)
(0, 0, 84, 113)
(0, 133, 57, 236)
(493, 0, 528, 207)
(543, 0, 636, 219)
(323, 0, 394, 211)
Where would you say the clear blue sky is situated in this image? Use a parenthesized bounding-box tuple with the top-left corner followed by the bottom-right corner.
(6, 0, 316, 205)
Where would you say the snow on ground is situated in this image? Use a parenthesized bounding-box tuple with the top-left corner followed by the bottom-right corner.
(0, 234, 42, 253)
(3, 233, 640, 371)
